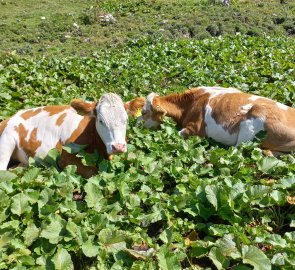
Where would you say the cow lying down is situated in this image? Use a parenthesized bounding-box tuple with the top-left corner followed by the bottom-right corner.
(0, 93, 128, 178)
(140, 86, 295, 155)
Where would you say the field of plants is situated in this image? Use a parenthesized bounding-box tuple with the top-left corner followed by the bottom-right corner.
(1, 0, 295, 269)
(0, 35, 294, 269)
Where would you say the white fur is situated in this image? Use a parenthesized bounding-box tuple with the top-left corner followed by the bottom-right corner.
(240, 104, 253, 114)
(248, 95, 261, 101)
(95, 93, 128, 154)
(143, 93, 157, 112)
(276, 102, 288, 111)
(204, 105, 238, 145)
(202, 86, 240, 99)
(142, 93, 160, 128)
(236, 117, 265, 145)
(178, 129, 186, 137)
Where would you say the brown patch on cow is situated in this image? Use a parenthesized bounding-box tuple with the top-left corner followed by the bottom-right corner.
(151, 88, 210, 137)
(20, 108, 42, 120)
(65, 116, 108, 159)
(15, 123, 42, 157)
(70, 99, 96, 116)
(43, 105, 70, 116)
(0, 118, 10, 135)
(58, 115, 109, 178)
(56, 113, 67, 126)
(124, 97, 146, 116)
(56, 140, 63, 151)
(209, 92, 253, 134)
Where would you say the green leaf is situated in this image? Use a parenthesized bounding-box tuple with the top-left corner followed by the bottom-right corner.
(209, 247, 230, 270)
(63, 143, 87, 154)
(21, 167, 41, 182)
(277, 176, 295, 189)
(255, 233, 286, 248)
(157, 245, 181, 270)
(84, 181, 104, 211)
(53, 246, 73, 270)
(205, 185, 218, 210)
(0, 232, 13, 249)
(99, 228, 128, 253)
(216, 234, 241, 259)
(82, 236, 100, 257)
(40, 219, 63, 244)
(0, 171, 17, 181)
(23, 222, 40, 246)
(159, 228, 173, 244)
(271, 253, 287, 266)
(257, 157, 285, 173)
(0, 92, 12, 100)
(242, 245, 271, 270)
(11, 193, 32, 216)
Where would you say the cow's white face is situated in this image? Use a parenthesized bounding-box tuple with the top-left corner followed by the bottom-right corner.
(96, 93, 128, 155)
(140, 93, 163, 128)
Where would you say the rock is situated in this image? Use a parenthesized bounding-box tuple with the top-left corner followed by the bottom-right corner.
(99, 14, 116, 24)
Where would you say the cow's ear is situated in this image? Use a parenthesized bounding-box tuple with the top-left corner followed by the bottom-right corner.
(124, 97, 146, 117)
(71, 99, 96, 115)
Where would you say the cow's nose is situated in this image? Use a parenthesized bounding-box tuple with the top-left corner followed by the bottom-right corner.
(111, 143, 126, 153)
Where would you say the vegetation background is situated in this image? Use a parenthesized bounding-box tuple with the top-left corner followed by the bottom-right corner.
(0, 0, 294, 269)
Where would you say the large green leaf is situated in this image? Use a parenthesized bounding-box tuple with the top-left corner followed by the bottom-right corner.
(53, 246, 73, 270)
(216, 234, 241, 259)
(156, 245, 182, 270)
(82, 236, 100, 257)
(40, 219, 63, 244)
(0, 171, 17, 181)
(257, 157, 285, 173)
(10, 193, 31, 216)
(22, 222, 40, 246)
(98, 228, 128, 253)
(84, 181, 104, 211)
(242, 245, 271, 270)
(21, 167, 41, 182)
(209, 247, 230, 270)
(205, 185, 218, 210)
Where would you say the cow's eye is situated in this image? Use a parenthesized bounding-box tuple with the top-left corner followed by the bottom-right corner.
(99, 120, 104, 125)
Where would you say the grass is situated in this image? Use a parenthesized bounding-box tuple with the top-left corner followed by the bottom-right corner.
(0, 0, 294, 57)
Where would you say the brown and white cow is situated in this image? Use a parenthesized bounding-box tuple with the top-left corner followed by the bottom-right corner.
(0, 93, 128, 177)
(140, 86, 295, 154)
(70, 97, 146, 117)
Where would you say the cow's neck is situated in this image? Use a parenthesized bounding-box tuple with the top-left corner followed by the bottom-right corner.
(156, 92, 193, 124)
(70, 116, 109, 160)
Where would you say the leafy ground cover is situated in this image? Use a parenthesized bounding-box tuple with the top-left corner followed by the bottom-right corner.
(0, 35, 294, 269)
(0, 0, 294, 56)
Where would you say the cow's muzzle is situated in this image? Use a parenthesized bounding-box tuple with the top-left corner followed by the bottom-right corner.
(111, 143, 127, 154)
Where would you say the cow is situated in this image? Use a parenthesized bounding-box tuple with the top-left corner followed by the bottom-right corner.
(70, 97, 146, 117)
(0, 93, 128, 178)
(140, 86, 295, 155)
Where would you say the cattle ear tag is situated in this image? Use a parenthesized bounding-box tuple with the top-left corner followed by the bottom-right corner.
(134, 108, 142, 117)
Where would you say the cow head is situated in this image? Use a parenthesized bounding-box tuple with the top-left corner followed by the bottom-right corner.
(71, 97, 145, 117)
(71, 94, 128, 155)
(96, 93, 128, 154)
(140, 93, 167, 128)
